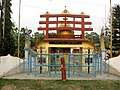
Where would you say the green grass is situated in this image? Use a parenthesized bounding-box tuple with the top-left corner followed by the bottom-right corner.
(0, 78, 120, 90)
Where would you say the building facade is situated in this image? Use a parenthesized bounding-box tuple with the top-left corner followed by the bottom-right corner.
(35, 9, 95, 72)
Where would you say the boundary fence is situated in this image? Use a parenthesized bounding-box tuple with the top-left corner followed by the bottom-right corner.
(21, 48, 108, 80)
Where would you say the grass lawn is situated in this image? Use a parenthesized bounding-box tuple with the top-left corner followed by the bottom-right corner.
(0, 78, 120, 90)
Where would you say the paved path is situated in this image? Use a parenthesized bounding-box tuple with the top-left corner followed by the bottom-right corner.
(2, 67, 120, 80)
(1, 61, 120, 80)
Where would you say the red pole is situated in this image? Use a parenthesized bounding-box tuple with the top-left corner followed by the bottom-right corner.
(61, 57, 66, 81)
(81, 17, 85, 39)
(46, 16, 49, 38)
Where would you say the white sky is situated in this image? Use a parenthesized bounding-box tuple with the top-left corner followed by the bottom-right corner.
(11, 0, 120, 34)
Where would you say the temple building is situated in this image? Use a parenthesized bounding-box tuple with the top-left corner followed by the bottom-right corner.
(36, 8, 94, 55)
(34, 8, 96, 72)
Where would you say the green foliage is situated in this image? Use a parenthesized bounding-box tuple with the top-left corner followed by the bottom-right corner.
(112, 4, 120, 56)
(0, 0, 16, 56)
(31, 32, 46, 46)
(85, 32, 100, 44)
(105, 4, 120, 56)
(19, 28, 26, 58)
(14, 27, 32, 58)
(0, 1, 50, 57)
(104, 26, 110, 49)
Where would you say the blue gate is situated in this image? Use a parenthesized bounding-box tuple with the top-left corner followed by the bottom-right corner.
(22, 48, 107, 79)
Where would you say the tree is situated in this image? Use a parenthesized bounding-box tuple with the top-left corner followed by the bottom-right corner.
(31, 32, 45, 45)
(85, 32, 100, 45)
(104, 26, 110, 49)
(0, 0, 2, 45)
(112, 4, 120, 56)
(12, 26, 33, 58)
(0, 0, 16, 56)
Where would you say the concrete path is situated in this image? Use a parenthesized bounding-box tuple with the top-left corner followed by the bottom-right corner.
(2, 65, 120, 80)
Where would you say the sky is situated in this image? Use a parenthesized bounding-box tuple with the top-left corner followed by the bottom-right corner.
(11, 0, 120, 34)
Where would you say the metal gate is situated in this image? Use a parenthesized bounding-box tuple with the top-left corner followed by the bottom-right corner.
(21, 50, 107, 79)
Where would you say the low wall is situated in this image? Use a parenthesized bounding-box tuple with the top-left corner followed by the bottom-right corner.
(0, 54, 23, 77)
(106, 55, 120, 77)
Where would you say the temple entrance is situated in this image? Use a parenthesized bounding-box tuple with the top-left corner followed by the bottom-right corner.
(49, 47, 70, 71)
(50, 47, 70, 53)
(50, 47, 70, 64)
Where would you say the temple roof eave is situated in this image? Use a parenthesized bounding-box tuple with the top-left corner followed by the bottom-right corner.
(35, 38, 95, 48)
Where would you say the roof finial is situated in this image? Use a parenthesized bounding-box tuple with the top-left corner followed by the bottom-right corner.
(63, 6, 67, 14)
(61, 6, 70, 14)
(65, 6, 66, 9)
(45, 11, 50, 14)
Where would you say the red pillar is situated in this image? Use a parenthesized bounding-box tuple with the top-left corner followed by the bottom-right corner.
(73, 17, 75, 28)
(81, 17, 85, 39)
(46, 16, 49, 38)
(61, 57, 66, 81)
(56, 17, 58, 28)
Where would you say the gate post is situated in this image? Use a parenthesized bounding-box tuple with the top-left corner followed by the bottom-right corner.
(61, 57, 66, 81)
(88, 49, 90, 74)
(28, 54, 31, 73)
(100, 51, 102, 75)
(40, 47, 42, 73)
(33, 54, 37, 77)
(68, 54, 70, 77)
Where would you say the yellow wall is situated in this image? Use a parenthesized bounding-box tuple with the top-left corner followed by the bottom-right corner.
(48, 42, 94, 49)
(37, 41, 94, 54)
(37, 41, 49, 54)
(36, 41, 94, 71)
